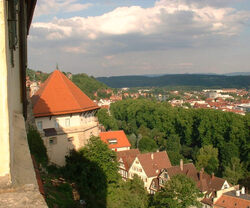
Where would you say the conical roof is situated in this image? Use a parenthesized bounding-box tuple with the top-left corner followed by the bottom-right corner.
(32, 70, 99, 117)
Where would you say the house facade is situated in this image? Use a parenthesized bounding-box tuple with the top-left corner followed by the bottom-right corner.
(128, 151, 172, 191)
(32, 70, 100, 166)
(149, 159, 234, 207)
(117, 149, 140, 179)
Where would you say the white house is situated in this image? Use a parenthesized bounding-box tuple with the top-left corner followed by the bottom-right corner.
(32, 70, 100, 166)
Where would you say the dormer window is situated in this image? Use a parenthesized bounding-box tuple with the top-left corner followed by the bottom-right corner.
(108, 138, 117, 144)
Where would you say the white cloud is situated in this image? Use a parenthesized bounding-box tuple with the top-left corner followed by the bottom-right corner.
(35, 0, 92, 17)
(28, 0, 250, 75)
(32, 0, 250, 42)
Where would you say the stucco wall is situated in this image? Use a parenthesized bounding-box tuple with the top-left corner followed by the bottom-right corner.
(0, 0, 10, 181)
(36, 114, 100, 166)
(129, 157, 155, 191)
(113, 147, 130, 152)
(0, 0, 23, 184)
(35, 113, 96, 130)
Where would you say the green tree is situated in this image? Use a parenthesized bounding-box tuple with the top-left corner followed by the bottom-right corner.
(152, 174, 202, 208)
(138, 137, 158, 153)
(27, 126, 48, 167)
(107, 175, 148, 208)
(196, 145, 219, 174)
(63, 136, 120, 208)
(165, 134, 183, 165)
(97, 108, 118, 131)
(223, 157, 245, 185)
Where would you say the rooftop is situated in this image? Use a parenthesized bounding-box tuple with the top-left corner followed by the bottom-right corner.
(32, 70, 99, 117)
(100, 130, 131, 149)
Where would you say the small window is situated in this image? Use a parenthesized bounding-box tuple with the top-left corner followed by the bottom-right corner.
(108, 138, 117, 144)
(68, 137, 74, 142)
(65, 118, 70, 127)
(49, 137, 57, 145)
(37, 121, 43, 130)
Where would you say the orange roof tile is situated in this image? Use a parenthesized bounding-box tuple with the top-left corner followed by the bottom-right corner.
(214, 192, 250, 208)
(32, 70, 99, 117)
(100, 130, 131, 149)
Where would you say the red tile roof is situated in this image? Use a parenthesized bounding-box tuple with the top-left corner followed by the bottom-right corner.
(214, 192, 250, 208)
(32, 70, 99, 117)
(138, 151, 172, 177)
(117, 149, 140, 171)
(166, 163, 227, 193)
(100, 130, 131, 149)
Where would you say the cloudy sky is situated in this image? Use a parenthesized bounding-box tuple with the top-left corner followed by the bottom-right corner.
(28, 0, 250, 77)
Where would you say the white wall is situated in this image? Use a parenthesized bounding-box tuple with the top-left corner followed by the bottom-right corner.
(128, 157, 155, 191)
(35, 112, 96, 131)
(0, 0, 38, 188)
(112, 147, 130, 152)
(35, 112, 100, 166)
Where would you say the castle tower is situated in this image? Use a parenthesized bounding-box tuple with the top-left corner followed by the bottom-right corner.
(32, 70, 100, 165)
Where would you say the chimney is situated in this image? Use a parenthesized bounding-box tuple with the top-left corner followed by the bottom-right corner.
(151, 153, 154, 160)
(236, 190, 240, 197)
(241, 187, 245, 195)
(199, 168, 204, 180)
(211, 172, 214, 179)
(180, 159, 183, 171)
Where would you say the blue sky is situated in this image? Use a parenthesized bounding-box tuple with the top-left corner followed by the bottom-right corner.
(28, 0, 250, 76)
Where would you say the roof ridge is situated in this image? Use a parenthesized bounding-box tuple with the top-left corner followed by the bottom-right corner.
(58, 71, 82, 110)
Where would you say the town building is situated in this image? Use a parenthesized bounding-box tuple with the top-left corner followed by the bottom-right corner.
(213, 188, 250, 208)
(117, 149, 172, 191)
(129, 151, 172, 191)
(0, 0, 47, 206)
(117, 149, 140, 179)
(149, 159, 235, 207)
(32, 70, 100, 166)
(100, 130, 131, 151)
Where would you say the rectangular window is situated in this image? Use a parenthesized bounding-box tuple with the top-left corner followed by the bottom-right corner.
(68, 137, 74, 142)
(108, 139, 117, 144)
(49, 137, 57, 145)
(65, 118, 70, 127)
(37, 121, 43, 130)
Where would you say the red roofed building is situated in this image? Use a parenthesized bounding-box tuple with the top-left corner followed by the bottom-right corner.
(214, 188, 250, 208)
(32, 70, 100, 166)
(100, 130, 131, 151)
(129, 151, 172, 192)
(149, 159, 234, 206)
(117, 149, 140, 179)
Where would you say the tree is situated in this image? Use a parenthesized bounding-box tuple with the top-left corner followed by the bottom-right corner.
(107, 175, 148, 208)
(97, 108, 118, 131)
(27, 125, 48, 167)
(196, 145, 219, 174)
(63, 136, 120, 208)
(152, 174, 202, 208)
(223, 157, 245, 185)
(165, 134, 183, 165)
(138, 137, 158, 153)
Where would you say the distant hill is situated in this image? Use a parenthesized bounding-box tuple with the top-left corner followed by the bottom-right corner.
(72, 73, 109, 99)
(97, 74, 250, 89)
(26, 68, 109, 99)
(224, 72, 250, 76)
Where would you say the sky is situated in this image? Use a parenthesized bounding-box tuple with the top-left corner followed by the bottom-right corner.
(28, 0, 250, 77)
